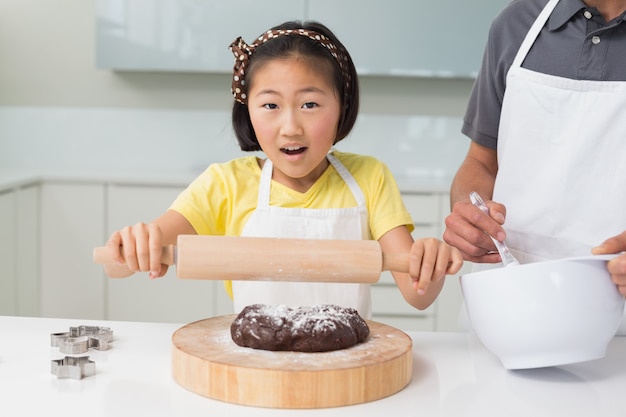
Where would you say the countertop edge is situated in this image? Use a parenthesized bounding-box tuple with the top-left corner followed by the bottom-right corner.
(0, 169, 452, 193)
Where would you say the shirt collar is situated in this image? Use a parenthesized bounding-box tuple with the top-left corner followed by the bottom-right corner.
(548, 0, 626, 30)
(548, 0, 587, 30)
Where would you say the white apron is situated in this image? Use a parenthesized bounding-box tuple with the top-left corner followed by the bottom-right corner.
(231, 153, 372, 318)
(493, 0, 626, 331)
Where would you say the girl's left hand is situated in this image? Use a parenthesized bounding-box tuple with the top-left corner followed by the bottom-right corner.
(409, 238, 463, 295)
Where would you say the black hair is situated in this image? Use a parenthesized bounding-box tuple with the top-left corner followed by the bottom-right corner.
(231, 20, 360, 152)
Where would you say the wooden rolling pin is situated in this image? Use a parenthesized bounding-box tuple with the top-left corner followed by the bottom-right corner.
(93, 235, 410, 283)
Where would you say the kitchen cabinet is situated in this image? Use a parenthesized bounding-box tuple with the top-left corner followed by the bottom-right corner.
(15, 185, 40, 316)
(96, 0, 305, 72)
(436, 192, 469, 331)
(2, 174, 465, 330)
(0, 184, 40, 317)
(307, 0, 508, 77)
(372, 193, 438, 331)
(96, 0, 511, 77)
(0, 190, 17, 315)
(372, 192, 467, 332)
(105, 184, 233, 323)
(40, 182, 105, 319)
(31, 180, 233, 323)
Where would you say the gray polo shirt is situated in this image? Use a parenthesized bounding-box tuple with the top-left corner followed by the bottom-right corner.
(463, 0, 626, 150)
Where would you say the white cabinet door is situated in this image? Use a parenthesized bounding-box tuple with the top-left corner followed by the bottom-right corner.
(106, 184, 233, 323)
(16, 185, 40, 316)
(433, 192, 468, 332)
(371, 192, 442, 331)
(371, 283, 435, 331)
(371, 191, 468, 332)
(0, 190, 17, 315)
(40, 183, 105, 319)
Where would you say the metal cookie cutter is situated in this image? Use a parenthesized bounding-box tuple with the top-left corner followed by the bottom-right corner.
(51, 325, 114, 354)
(51, 356, 96, 380)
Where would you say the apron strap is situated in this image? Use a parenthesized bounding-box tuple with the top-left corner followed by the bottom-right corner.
(257, 153, 367, 208)
(257, 159, 273, 208)
(327, 152, 366, 207)
(512, 0, 560, 68)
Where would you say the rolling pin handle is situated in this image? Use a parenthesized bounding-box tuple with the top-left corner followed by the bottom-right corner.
(381, 252, 410, 274)
(92, 245, 176, 266)
(162, 245, 176, 265)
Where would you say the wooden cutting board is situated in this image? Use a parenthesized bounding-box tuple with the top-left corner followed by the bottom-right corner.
(171, 315, 413, 409)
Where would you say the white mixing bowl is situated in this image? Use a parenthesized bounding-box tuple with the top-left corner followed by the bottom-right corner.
(460, 255, 625, 370)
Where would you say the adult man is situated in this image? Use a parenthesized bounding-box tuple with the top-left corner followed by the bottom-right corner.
(443, 0, 626, 321)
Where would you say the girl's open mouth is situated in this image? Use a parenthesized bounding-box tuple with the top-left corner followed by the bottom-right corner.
(281, 146, 307, 155)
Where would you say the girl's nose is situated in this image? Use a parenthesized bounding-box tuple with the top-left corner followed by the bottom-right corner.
(279, 110, 304, 136)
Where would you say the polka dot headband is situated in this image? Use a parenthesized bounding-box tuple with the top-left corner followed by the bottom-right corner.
(228, 29, 351, 105)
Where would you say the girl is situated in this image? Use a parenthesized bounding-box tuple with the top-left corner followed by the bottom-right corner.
(103, 20, 463, 317)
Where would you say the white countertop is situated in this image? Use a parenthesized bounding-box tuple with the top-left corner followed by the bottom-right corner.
(2, 315, 625, 416)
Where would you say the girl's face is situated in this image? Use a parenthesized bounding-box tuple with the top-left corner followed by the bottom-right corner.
(247, 57, 341, 192)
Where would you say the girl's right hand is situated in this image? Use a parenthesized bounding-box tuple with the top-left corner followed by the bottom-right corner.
(104, 222, 169, 279)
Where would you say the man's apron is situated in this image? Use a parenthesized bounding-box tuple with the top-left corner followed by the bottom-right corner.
(231, 153, 372, 318)
(492, 0, 626, 331)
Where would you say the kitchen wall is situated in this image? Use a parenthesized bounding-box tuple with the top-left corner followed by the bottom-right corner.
(0, 0, 476, 181)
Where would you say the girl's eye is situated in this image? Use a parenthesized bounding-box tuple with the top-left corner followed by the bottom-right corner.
(302, 102, 318, 109)
(263, 103, 278, 109)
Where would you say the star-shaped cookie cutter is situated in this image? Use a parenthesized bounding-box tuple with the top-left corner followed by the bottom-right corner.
(51, 325, 114, 354)
(51, 356, 96, 379)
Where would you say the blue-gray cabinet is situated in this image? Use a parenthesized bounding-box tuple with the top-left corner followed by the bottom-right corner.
(96, 0, 511, 78)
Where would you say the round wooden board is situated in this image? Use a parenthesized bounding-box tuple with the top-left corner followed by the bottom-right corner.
(171, 315, 413, 409)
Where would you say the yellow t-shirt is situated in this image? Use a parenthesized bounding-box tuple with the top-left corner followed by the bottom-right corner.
(170, 150, 413, 239)
(169, 150, 414, 296)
